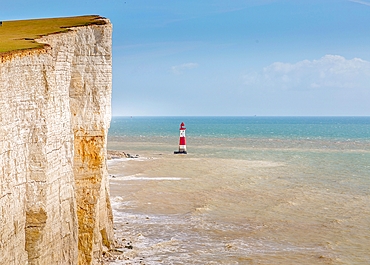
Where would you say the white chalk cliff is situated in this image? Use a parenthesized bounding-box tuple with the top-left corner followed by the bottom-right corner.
(0, 18, 114, 264)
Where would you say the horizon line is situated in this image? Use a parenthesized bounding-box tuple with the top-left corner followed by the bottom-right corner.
(111, 115, 369, 117)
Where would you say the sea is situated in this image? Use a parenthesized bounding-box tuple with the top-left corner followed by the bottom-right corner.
(106, 116, 370, 265)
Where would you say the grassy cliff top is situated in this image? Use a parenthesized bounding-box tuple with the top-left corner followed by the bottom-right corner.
(0, 15, 106, 54)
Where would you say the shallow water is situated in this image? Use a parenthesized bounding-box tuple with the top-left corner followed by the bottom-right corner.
(106, 117, 370, 264)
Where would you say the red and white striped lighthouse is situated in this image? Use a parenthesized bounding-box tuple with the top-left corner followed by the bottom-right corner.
(174, 122, 187, 154)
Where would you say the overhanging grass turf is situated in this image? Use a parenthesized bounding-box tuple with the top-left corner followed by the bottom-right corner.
(0, 15, 105, 53)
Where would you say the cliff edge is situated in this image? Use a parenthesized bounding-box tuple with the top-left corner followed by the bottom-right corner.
(0, 16, 114, 264)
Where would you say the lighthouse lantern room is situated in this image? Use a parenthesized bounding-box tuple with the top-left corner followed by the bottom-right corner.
(174, 122, 187, 154)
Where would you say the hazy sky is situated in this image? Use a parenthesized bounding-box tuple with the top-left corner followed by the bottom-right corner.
(2, 0, 370, 116)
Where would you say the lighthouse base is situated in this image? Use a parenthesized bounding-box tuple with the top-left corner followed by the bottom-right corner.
(174, 150, 187, 154)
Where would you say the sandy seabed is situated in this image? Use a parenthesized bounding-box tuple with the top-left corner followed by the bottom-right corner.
(102, 145, 370, 265)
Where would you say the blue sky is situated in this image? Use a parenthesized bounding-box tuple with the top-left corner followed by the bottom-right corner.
(2, 0, 370, 116)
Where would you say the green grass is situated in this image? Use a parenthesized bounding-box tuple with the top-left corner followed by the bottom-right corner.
(0, 15, 106, 54)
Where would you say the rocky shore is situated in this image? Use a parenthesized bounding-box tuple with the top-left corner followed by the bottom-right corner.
(107, 150, 140, 160)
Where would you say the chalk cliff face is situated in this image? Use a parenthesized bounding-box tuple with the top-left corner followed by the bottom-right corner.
(0, 19, 113, 264)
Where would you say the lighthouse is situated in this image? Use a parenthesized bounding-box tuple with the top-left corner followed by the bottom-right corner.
(174, 122, 187, 154)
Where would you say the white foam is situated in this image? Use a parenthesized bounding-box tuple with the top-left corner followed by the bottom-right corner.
(120, 176, 184, 181)
(107, 156, 152, 166)
(107, 158, 126, 165)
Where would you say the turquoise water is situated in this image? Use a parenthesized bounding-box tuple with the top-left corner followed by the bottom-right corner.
(109, 116, 370, 140)
(107, 116, 370, 264)
(109, 116, 370, 195)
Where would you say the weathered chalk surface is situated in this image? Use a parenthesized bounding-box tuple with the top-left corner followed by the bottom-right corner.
(0, 18, 114, 265)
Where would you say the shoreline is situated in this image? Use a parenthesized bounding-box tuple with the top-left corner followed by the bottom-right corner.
(105, 150, 158, 263)
(104, 150, 171, 264)
(103, 150, 143, 263)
